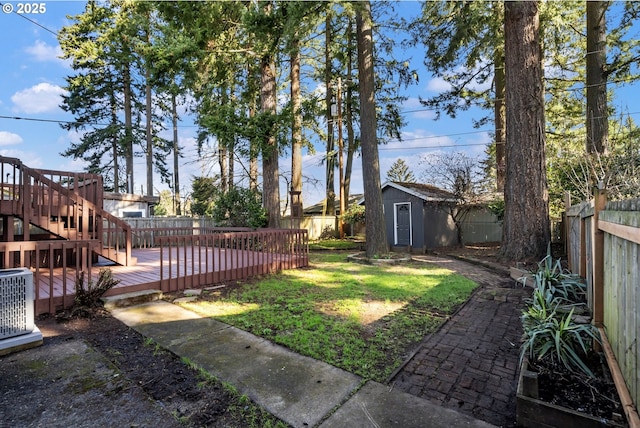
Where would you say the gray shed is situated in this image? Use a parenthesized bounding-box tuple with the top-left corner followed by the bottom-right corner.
(380, 181, 459, 251)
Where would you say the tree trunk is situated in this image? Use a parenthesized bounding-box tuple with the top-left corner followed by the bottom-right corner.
(219, 87, 230, 193)
(249, 102, 258, 191)
(219, 144, 228, 193)
(145, 73, 153, 197)
(172, 92, 181, 215)
(110, 94, 119, 193)
(123, 64, 134, 194)
(345, 18, 355, 206)
(324, 14, 336, 216)
(494, 3, 506, 192)
(356, 1, 388, 257)
(501, 0, 550, 261)
(586, 0, 608, 154)
(228, 137, 234, 191)
(260, 54, 280, 228)
(291, 35, 303, 213)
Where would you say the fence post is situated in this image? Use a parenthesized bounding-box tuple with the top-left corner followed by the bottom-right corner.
(592, 184, 607, 326)
(564, 192, 571, 271)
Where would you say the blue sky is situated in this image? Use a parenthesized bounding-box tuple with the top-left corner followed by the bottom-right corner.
(0, 1, 638, 208)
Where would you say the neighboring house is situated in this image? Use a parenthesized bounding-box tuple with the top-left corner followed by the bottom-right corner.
(380, 181, 459, 251)
(103, 192, 160, 218)
(303, 193, 364, 216)
(282, 193, 365, 239)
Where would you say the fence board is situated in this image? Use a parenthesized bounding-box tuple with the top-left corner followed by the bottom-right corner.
(566, 196, 640, 414)
(600, 204, 640, 409)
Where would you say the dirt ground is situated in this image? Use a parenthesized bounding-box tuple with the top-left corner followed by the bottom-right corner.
(0, 310, 282, 428)
(0, 244, 523, 428)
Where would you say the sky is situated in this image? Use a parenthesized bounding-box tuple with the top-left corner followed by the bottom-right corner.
(0, 1, 638, 210)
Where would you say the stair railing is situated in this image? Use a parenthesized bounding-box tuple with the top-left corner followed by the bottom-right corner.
(0, 156, 133, 266)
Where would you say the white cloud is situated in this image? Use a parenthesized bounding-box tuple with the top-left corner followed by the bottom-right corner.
(0, 149, 43, 168)
(0, 131, 23, 146)
(426, 77, 451, 93)
(403, 97, 436, 120)
(25, 40, 63, 62)
(11, 83, 67, 114)
(56, 129, 83, 147)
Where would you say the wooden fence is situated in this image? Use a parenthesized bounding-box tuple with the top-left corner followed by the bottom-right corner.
(122, 217, 218, 230)
(565, 189, 640, 424)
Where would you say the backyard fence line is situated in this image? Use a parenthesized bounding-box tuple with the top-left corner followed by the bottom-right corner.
(564, 189, 640, 425)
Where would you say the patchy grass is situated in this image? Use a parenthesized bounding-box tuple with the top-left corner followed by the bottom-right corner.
(179, 252, 477, 382)
(308, 239, 362, 251)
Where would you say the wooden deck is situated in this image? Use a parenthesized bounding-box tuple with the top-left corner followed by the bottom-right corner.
(34, 242, 308, 315)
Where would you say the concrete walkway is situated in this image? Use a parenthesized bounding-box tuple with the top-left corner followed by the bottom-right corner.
(111, 300, 495, 428)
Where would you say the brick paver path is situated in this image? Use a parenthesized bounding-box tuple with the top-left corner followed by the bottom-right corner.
(390, 255, 530, 428)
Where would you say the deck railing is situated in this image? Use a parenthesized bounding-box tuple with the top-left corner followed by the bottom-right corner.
(131, 227, 252, 249)
(3, 229, 308, 316)
(157, 228, 308, 293)
(0, 239, 99, 315)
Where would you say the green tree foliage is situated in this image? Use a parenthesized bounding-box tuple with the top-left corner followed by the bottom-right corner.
(385, 159, 416, 183)
(58, 2, 131, 192)
(190, 176, 217, 216)
(211, 187, 267, 229)
(59, 0, 173, 194)
(341, 204, 365, 224)
(409, 1, 640, 214)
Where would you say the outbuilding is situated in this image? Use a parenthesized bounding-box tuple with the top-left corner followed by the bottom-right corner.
(380, 181, 459, 252)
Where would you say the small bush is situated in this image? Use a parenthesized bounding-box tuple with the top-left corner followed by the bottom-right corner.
(318, 225, 336, 240)
(74, 268, 120, 308)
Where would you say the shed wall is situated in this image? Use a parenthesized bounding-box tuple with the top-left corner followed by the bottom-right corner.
(381, 186, 458, 250)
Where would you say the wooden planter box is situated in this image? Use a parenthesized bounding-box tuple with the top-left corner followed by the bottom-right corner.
(510, 266, 535, 288)
(517, 359, 627, 428)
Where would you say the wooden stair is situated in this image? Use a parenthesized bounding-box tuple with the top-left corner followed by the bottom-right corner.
(0, 156, 136, 266)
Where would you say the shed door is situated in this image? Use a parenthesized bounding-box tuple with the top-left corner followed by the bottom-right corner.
(394, 203, 412, 246)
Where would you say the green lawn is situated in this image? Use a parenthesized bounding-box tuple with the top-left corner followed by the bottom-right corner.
(308, 239, 362, 251)
(178, 252, 477, 382)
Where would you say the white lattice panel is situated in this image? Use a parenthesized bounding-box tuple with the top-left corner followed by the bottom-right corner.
(0, 268, 34, 340)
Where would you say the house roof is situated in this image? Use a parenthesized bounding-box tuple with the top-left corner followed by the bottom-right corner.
(104, 192, 160, 204)
(382, 181, 457, 202)
(304, 193, 364, 214)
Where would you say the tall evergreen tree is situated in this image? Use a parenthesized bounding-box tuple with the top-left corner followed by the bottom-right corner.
(385, 159, 416, 183)
(58, 2, 131, 191)
(501, 1, 550, 261)
(356, 1, 388, 257)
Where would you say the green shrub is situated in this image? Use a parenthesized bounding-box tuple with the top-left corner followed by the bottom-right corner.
(341, 205, 365, 224)
(211, 187, 268, 228)
(520, 252, 599, 377)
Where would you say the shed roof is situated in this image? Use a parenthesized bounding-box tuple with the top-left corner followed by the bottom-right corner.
(355, 182, 456, 206)
(382, 181, 457, 202)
